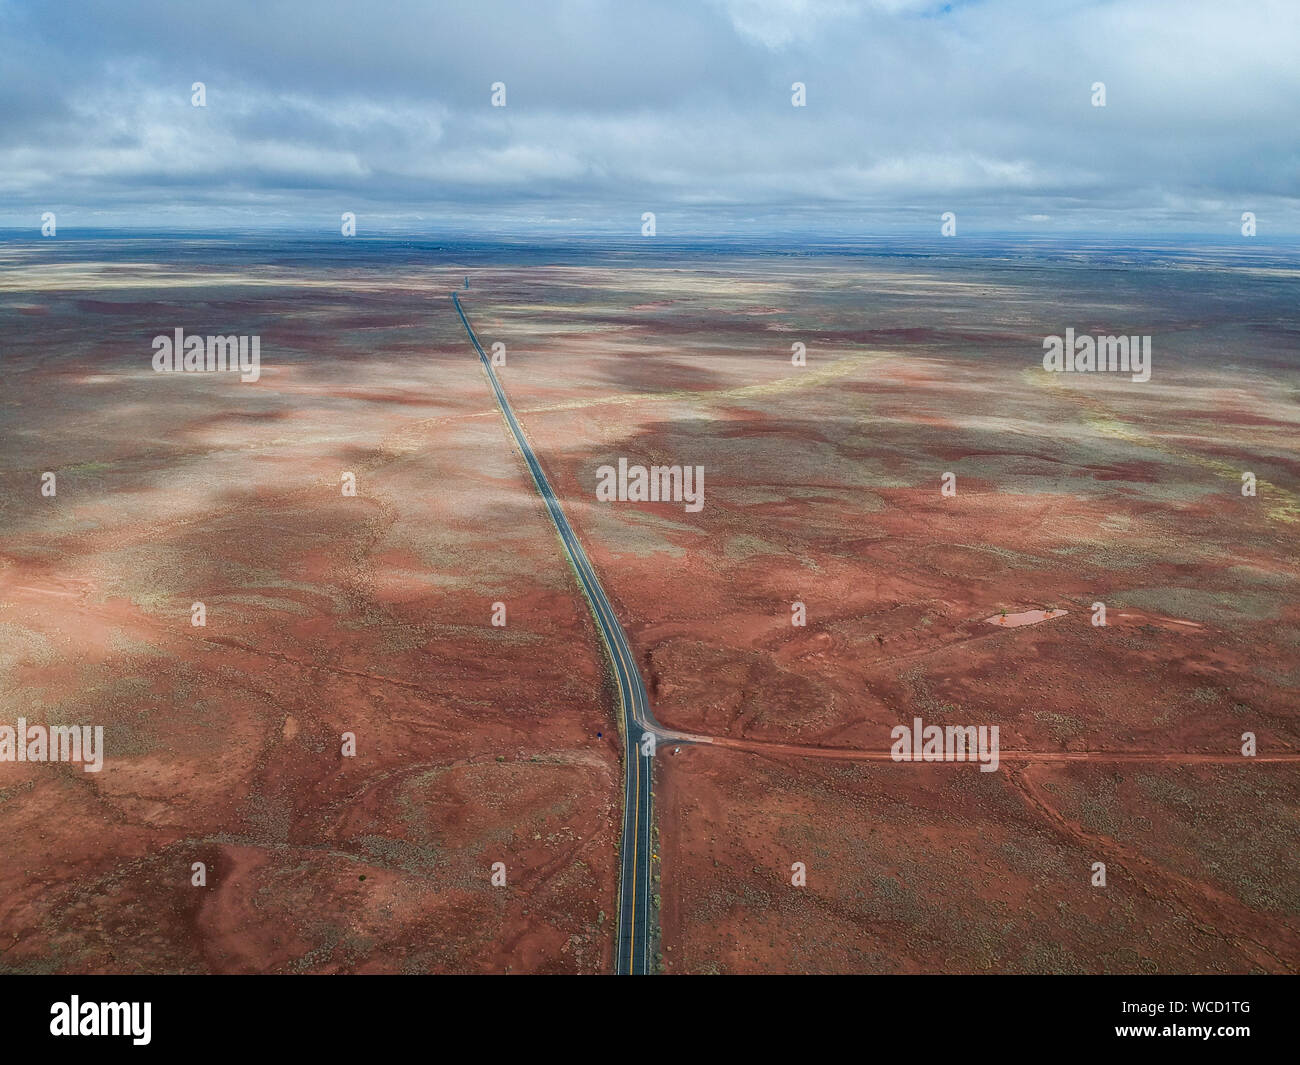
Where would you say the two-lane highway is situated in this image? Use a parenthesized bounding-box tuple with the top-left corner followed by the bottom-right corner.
(453, 293, 657, 975)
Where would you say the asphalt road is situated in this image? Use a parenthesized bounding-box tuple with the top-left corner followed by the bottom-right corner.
(453, 293, 657, 975)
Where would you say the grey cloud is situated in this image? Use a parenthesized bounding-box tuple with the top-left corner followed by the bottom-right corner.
(1, 0, 1297, 235)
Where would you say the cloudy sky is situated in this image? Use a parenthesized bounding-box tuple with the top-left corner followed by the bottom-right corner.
(2, 0, 1297, 237)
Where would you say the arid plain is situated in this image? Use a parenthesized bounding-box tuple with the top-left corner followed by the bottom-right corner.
(1, 238, 1297, 973)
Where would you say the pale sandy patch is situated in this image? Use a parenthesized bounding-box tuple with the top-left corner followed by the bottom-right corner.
(986, 608, 1068, 627)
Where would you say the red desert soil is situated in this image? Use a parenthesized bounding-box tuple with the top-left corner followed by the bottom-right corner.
(0, 263, 620, 973)
(3, 250, 1298, 974)
(471, 258, 1300, 972)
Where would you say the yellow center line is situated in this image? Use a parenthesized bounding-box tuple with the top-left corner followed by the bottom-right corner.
(574, 562, 641, 971)
(594, 595, 639, 971)
(629, 721, 641, 972)
(585, 574, 643, 973)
